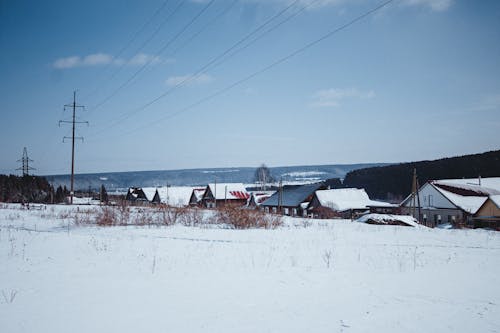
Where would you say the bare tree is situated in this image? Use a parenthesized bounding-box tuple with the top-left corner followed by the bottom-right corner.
(254, 164, 275, 190)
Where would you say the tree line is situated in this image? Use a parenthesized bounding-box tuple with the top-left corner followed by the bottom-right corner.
(343, 150, 500, 201)
(0, 174, 70, 203)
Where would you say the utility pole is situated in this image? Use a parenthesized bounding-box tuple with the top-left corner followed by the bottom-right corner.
(59, 91, 87, 205)
(214, 177, 217, 209)
(278, 177, 283, 215)
(17, 147, 35, 176)
(410, 168, 422, 224)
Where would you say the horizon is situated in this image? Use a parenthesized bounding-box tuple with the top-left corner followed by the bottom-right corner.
(36, 148, 498, 177)
(1, 0, 499, 175)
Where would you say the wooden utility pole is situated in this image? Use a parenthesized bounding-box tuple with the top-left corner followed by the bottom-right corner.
(59, 91, 87, 204)
(410, 168, 422, 223)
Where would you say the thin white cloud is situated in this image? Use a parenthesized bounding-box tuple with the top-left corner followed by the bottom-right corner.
(402, 0, 453, 11)
(128, 53, 161, 66)
(52, 53, 169, 69)
(166, 73, 213, 86)
(245, 0, 452, 11)
(53, 56, 81, 69)
(82, 53, 113, 66)
(310, 88, 375, 107)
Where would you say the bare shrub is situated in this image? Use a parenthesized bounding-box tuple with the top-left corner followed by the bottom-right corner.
(73, 209, 94, 225)
(215, 206, 283, 229)
(155, 205, 182, 225)
(179, 207, 203, 226)
(322, 249, 334, 268)
(116, 200, 130, 225)
(95, 206, 117, 226)
(133, 208, 154, 226)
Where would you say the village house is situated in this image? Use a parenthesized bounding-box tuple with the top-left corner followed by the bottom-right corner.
(260, 183, 324, 217)
(125, 187, 155, 203)
(400, 177, 500, 227)
(200, 183, 250, 208)
(472, 195, 500, 229)
(247, 191, 275, 208)
(189, 188, 206, 206)
(307, 188, 394, 219)
(153, 186, 200, 207)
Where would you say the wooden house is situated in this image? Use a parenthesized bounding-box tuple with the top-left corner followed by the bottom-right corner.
(260, 183, 324, 217)
(400, 177, 500, 227)
(189, 188, 206, 206)
(200, 183, 250, 208)
(125, 187, 153, 203)
(247, 191, 275, 208)
(473, 195, 500, 229)
(307, 188, 393, 219)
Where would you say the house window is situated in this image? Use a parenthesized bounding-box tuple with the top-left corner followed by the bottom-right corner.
(272, 207, 277, 214)
(423, 214, 427, 223)
(292, 208, 297, 216)
(284, 208, 289, 215)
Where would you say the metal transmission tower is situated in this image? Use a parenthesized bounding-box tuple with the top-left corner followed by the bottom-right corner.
(16, 147, 36, 176)
(59, 91, 88, 204)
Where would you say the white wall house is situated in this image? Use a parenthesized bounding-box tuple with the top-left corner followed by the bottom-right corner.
(401, 177, 500, 227)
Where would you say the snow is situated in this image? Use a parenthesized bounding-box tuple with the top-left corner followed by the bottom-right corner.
(315, 188, 393, 211)
(433, 177, 500, 195)
(433, 186, 488, 214)
(248, 191, 275, 206)
(281, 171, 327, 177)
(489, 195, 500, 208)
(145, 186, 200, 207)
(1, 203, 500, 332)
(207, 183, 249, 200)
(357, 214, 422, 228)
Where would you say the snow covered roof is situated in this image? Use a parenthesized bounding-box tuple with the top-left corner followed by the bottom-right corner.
(313, 188, 393, 211)
(249, 191, 275, 206)
(155, 186, 199, 207)
(432, 177, 500, 196)
(431, 185, 487, 214)
(206, 183, 249, 200)
(490, 195, 500, 209)
(141, 188, 158, 202)
(357, 214, 421, 227)
(191, 188, 206, 202)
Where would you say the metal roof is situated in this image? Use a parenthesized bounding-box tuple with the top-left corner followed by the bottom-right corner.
(261, 183, 323, 207)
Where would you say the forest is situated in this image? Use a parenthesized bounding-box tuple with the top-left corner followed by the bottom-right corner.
(0, 174, 69, 203)
(343, 150, 500, 201)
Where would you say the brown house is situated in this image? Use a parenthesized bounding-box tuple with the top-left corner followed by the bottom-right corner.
(473, 195, 500, 230)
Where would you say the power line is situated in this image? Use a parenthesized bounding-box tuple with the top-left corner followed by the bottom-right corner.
(89, 0, 395, 141)
(87, 0, 301, 137)
(85, 0, 186, 115)
(83, 0, 173, 102)
(169, 0, 240, 57)
(122, 0, 241, 89)
(59, 91, 88, 204)
(88, 0, 212, 113)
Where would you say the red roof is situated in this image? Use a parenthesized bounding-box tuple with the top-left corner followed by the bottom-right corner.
(229, 191, 250, 199)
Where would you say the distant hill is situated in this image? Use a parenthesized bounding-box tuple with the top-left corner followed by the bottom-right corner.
(44, 163, 386, 192)
(343, 150, 500, 201)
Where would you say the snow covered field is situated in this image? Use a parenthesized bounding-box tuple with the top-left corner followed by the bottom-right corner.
(1, 204, 499, 332)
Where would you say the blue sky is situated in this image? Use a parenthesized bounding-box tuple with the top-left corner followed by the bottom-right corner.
(1, 0, 499, 175)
